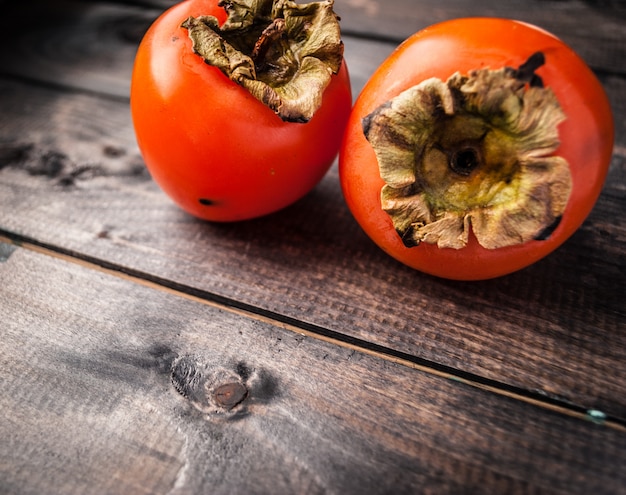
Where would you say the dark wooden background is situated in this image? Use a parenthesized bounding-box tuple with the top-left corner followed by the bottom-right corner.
(0, 0, 624, 493)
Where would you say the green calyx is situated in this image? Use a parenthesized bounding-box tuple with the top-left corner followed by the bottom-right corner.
(182, 0, 343, 123)
(363, 52, 572, 250)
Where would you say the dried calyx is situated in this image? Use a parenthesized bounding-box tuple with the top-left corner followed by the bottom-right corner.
(363, 52, 572, 250)
(182, 0, 343, 123)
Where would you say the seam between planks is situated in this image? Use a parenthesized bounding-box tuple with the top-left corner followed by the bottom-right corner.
(1, 229, 625, 432)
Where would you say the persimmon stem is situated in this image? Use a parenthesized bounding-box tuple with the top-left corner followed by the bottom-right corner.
(251, 18, 286, 65)
(182, 0, 343, 122)
(362, 54, 572, 250)
(450, 147, 480, 176)
(510, 51, 545, 88)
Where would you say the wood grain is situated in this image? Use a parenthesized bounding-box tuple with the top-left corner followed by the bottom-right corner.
(0, 0, 625, 421)
(1, 1, 625, 492)
(0, 73, 625, 423)
(3, 1, 626, 99)
(81, 0, 626, 74)
(1, 244, 625, 494)
(336, 0, 626, 75)
(0, 2, 399, 104)
(2, 0, 625, 146)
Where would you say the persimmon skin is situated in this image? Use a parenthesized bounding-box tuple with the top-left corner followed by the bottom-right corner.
(339, 18, 614, 280)
(131, 0, 352, 222)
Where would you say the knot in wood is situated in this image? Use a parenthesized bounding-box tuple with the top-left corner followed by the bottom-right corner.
(213, 382, 248, 410)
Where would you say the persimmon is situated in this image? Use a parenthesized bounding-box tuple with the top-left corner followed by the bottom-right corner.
(131, 0, 352, 221)
(339, 18, 613, 280)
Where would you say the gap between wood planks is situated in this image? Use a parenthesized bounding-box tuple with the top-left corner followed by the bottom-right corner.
(2, 229, 625, 433)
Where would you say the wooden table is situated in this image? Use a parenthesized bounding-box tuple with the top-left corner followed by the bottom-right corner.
(1, 0, 625, 493)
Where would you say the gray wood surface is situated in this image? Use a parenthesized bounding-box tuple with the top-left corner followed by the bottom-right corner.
(97, 0, 626, 74)
(0, 0, 625, 492)
(0, 2, 624, 418)
(1, 73, 625, 419)
(1, 245, 625, 494)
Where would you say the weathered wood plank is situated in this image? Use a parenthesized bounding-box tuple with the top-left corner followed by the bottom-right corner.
(1, 0, 625, 101)
(108, 0, 626, 74)
(2, 3, 626, 415)
(0, 1, 397, 102)
(1, 243, 625, 494)
(0, 1, 152, 99)
(1, 0, 624, 150)
(335, 0, 626, 75)
(0, 76, 625, 423)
